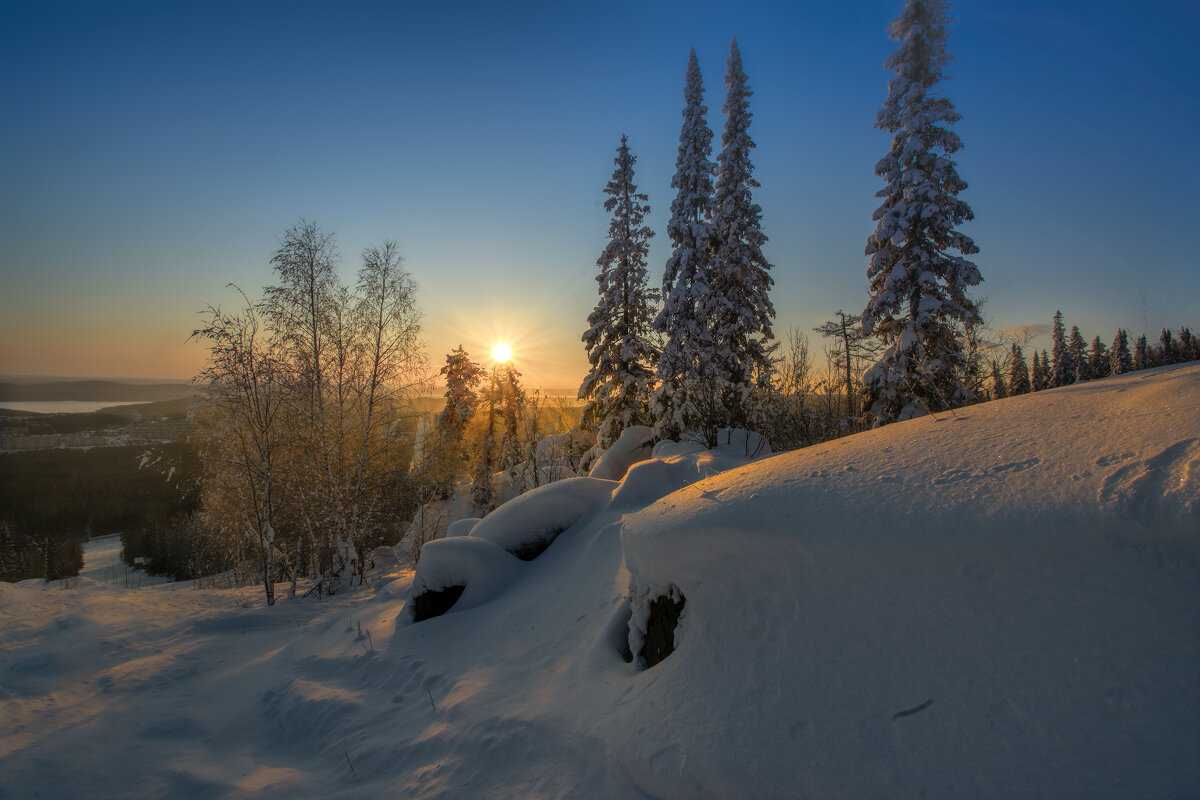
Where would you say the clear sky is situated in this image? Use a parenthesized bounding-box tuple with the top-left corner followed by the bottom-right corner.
(2, 0, 1197, 390)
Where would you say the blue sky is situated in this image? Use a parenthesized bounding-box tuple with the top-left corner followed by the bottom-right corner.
(1, 0, 1197, 388)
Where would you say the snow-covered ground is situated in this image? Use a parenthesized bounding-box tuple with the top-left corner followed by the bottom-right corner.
(1, 365, 1197, 799)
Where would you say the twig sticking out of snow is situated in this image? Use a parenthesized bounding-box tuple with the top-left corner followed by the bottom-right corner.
(891, 697, 934, 720)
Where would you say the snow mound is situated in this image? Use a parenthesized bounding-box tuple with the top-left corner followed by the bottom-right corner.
(651, 427, 770, 463)
(444, 517, 479, 538)
(587, 424, 653, 480)
(469, 476, 617, 560)
(614, 365, 1200, 797)
(604, 428, 772, 510)
(407, 536, 522, 620)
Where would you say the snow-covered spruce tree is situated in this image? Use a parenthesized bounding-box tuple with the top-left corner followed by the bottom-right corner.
(1030, 347, 1047, 391)
(580, 135, 659, 449)
(424, 345, 484, 496)
(1068, 325, 1089, 381)
(1050, 310, 1074, 387)
(1181, 327, 1197, 360)
(1110, 328, 1132, 375)
(1179, 327, 1196, 361)
(989, 360, 1006, 399)
(862, 0, 981, 425)
(652, 49, 721, 444)
(434, 346, 484, 459)
(1133, 334, 1148, 370)
(1007, 343, 1031, 396)
(1088, 335, 1109, 379)
(1158, 328, 1177, 365)
(709, 37, 776, 432)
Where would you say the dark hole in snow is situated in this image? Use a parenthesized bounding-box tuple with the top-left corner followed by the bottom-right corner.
(641, 591, 685, 668)
(508, 527, 567, 561)
(411, 584, 466, 622)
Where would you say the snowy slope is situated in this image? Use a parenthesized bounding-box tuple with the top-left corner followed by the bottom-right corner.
(1, 365, 1198, 799)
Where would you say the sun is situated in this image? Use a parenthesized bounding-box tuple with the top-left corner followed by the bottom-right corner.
(492, 343, 512, 363)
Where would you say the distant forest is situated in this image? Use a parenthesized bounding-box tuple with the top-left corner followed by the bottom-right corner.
(0, 443, 199, 581)
(0, 380, 194, 403)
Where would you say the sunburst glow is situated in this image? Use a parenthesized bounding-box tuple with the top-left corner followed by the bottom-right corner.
(492, 343, 512, 363)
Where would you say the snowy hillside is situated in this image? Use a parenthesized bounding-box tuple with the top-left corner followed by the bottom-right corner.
(2, 365, 1198, 799)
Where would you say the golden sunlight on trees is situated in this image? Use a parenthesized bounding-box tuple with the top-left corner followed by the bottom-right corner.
(190, 221, 426, 606)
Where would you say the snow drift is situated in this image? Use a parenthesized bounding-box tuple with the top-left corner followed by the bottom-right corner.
(0, 365, 1197, 799)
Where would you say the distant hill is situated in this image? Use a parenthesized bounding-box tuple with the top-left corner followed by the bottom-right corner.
(98, 398, 195, 419)
(0, 381, 196, 402)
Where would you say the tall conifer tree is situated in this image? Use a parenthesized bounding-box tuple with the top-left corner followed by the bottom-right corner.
(1159, 328, 1177, 365)
(710, 38, 775, 431)
(1178, 327, 1196, 361)
(1133, 334, 1148, 370)
(1068, 325, 1089, 381)
(1007, 344, 1031, 396)
(1050, 310, 1074, 387)
(1030, 346, 1047, 391)
(652, 49, 719, 443)
(580, 135, 659, 448)
(1110, 328, 1133, 375)
(862, 0, 981, 424)
(990, 360, 1007, 400)
(1088, 336, 1109, 379)
(435, 346, 484, 457)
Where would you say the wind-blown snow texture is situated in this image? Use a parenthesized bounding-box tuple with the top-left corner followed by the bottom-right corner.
(2, 365, 1199, 799)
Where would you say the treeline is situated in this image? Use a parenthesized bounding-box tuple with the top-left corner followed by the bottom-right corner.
(986, 315, 1198, 400)
(796, 311, 1200, 439)
(0, 380, 193, 403)
(0, 443, 198, 581)
(0, 410, 128, 437)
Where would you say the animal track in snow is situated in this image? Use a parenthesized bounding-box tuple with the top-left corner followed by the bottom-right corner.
(1097, 438, 1200, 521)
(1096, 451, 1136, 467)
(986, 457, 1042, 474)
(930, 457, 1042, 485)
